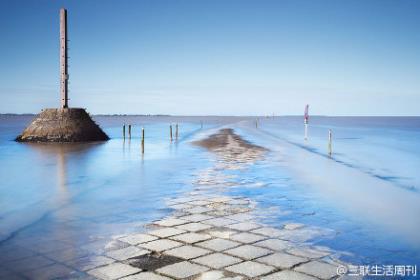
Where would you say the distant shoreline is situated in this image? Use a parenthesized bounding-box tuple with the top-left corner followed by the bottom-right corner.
(1, 113, 420, 118)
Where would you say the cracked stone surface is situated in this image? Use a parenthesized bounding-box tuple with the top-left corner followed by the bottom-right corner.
(256, 252, 308, 269)
(170, 232, 212, 244)
(254, 238, 292, 251)
(148, 228, 186, 238)
(294, 260, 339, 279)
(118, 233, 158, 245)
(88, 263, 141, 279)
(175, 222, 213, 232)
(139, 239, 182, 252)
(225, 260, 275, 277)
(196, 238, 241, 251)
(287, 247, 331, 259)
(224, 244, 272, 260)
(229, 232, 266, 243)
(192, 253, 242, 269)
(105, 246, 150, 261)
(156, 261, 209, 278)
(164, 245, 211, 259)
(121, 272, 172, 280)
(261, 270, 319, 280)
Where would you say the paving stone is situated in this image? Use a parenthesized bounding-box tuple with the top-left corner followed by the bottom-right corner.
(196, 238, 241, 251)
(260, 270, 318, 280)
(154, 218, 189, 227)
(226, 213, 254, 222)
(88, 262, 141, 279)
(196, 270, 225, 279)
(156, 261, 209, 279)
(119, 233, 158, 245)
(106, 246, 150, 261)
(187, 200, 211, 206)
(104, 239, 132, 251)
(185, 206, 210, 214)
(287, 247, 330, 259)
(67, 255, 115, 271)
(139, 239, 183, 252)
(180, 214, 213, 222)
(169, 203, 193, 210)
(207, 229, 238, 239)
(120, 271, 171, 280)
(209, 197, 231, 203)
(256, 252, 308, 269)
(175, 222, 213, 232)
(192, 253, 242, 269)
(254, 239, 292, 251)
(227, 199, 250, 205)
(149, 228, 186, 238)
(230, 232, 266, 243)
(171, 232, 212, 244)
(284, 223, 305, 230)
(225, 261, 275, 278)
(164, 245, 211, 259)
(226, 222, 261, 231)
(225, 245, 272, 260)
(295, 260, 338, 279)
(202, 217, 236, 227)
(252, 227, 284, 237)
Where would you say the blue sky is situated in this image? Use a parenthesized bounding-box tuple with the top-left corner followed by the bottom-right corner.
(0, 0, 419, 115)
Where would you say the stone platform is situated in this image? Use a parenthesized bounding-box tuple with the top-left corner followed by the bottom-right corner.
(15, 108, 109, 142)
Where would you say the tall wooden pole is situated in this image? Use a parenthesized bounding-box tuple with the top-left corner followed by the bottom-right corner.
(60, 8, 68, 109)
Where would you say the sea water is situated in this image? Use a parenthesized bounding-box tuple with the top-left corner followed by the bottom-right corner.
(0, 115, 419, 277)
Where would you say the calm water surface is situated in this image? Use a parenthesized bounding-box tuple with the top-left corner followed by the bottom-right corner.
(0, 115, 419, 278)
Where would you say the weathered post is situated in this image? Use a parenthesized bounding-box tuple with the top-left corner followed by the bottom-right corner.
(60, 8, 68, 108)
(175, 124, 179, 140)
(304, 104, 309, 140)
(123, 124, 126, 139)
(200, 121, 203, 129)
(141, 127, 145, 154)
(328, 129, 333, 156)
(128, 124, 131, 139)
(255, 119, 258, 129)
(170, 125, 173, 141)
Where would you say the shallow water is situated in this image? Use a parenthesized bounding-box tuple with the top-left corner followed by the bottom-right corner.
(0, 115, 419, 278)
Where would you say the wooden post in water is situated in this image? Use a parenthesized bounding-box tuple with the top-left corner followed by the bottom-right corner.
(128, 124, 131, 139)
(123, 124, 126, 139)
(328, 129, 332, 156)
(170, 124, 173, 141)
(175, 124, 179, 140)
(304, 104, 309, 141)
(141, 127, 145, 154)
(200, 121, 203, 129)
(255, 119, 258, 129)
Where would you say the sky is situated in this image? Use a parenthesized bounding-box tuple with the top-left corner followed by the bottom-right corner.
(0, 0, 419, 116)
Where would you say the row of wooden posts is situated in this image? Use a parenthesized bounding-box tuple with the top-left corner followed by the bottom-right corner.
(122, 119, 333, 157)
(255, 117, 333, 157)
(122, 123, 183, 154)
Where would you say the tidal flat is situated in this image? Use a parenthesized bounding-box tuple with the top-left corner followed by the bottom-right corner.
(0, 115, 419, 279)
